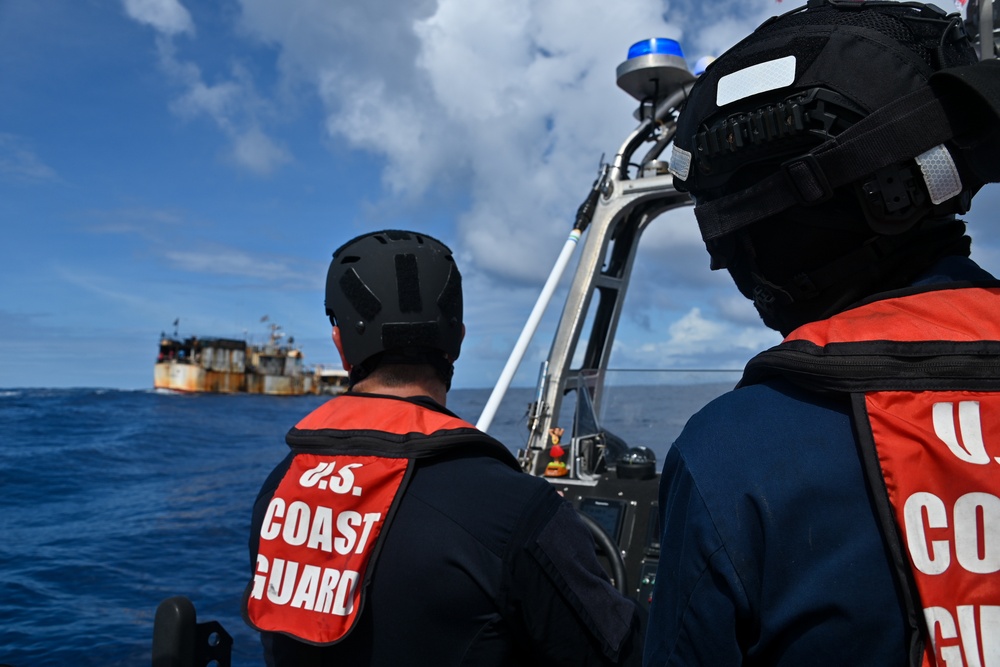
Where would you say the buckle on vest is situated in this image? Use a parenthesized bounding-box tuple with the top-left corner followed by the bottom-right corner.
(781, 154, 834, 205)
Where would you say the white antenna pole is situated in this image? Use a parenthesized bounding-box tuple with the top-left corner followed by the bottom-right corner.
(476, 228, 582, 432)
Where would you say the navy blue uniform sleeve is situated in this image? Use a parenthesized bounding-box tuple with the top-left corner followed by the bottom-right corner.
(643, 445, 748, 666)
(503, 483, 645, 666)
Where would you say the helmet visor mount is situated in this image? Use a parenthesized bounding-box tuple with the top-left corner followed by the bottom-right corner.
(670, 0, 1000, 335)
(671, 0, 984, 245)
(689, 86, 866, 203)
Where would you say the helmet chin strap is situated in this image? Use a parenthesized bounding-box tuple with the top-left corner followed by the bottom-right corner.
(735, 220, 970, 335)
(748, 238, 889, 330)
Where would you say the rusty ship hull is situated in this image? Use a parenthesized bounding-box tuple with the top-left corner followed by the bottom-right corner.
(154, 329, 346, 396)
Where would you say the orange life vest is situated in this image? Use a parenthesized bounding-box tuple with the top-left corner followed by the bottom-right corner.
(242, 394, 505, 645)
(742, 284, 1000, 667)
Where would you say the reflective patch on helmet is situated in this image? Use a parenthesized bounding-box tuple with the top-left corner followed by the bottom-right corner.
(716, 56, 796, 107)
(670, 145, 692, 181)
(915, 145, 963, 205)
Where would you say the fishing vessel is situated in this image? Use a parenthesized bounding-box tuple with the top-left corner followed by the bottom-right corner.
(154, 322, 347, 396)
(151, 3, 999, 662)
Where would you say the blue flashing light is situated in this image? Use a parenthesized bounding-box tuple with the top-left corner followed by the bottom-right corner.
(627, 38, 684, 60)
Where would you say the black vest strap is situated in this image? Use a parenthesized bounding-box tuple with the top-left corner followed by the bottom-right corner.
(849, 394, 927, 667)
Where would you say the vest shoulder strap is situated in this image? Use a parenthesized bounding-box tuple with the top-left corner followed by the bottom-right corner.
(741, 284, 1000, 394)
(285, 394, 521, 470)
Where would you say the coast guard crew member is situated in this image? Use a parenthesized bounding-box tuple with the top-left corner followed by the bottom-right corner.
(643, 1, 1000, 665)
(243, 229, 645, 666)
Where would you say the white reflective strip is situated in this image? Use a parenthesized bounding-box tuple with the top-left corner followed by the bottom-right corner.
(716, 56, 796, 107)
(670, 145, 692, 181)
(915, 144, 963, 205)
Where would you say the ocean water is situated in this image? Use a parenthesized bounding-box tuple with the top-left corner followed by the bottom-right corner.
(0, 382, 734, 666)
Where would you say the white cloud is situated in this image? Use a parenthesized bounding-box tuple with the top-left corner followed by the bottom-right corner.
(164, 248, 301, 282)
(160, 45, 290, 174)
(122, 0, 194, 36)
(56, 267, 159, 311)
(666, 307, 729, 347)
(715, 293, 765, 326)
(694, 18, 765, 57)
(218, 0, 790, 283)
(236, 0, 692, 280)
(319, 75, 445, 197)
(290, 0, 783, 375)
(229, 126, 291, 175)
(170, 77, 243, 121)
(269, 0, 779, 285)
(82, 207, 187, 238)
(122, 1, 289, 175)
(408, 0, 682, 280)
(663, 307, 776, 358)
(0, 134, 59, 183)
(612, 306, 778, 369)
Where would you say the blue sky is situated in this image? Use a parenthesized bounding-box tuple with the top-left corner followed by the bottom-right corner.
(2, 0, 997, 391)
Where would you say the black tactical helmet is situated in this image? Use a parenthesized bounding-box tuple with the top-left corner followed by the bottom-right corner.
(324, 230, 463, 376)
(671, 0, 999, 244)
(669, 0, 1000, 333)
